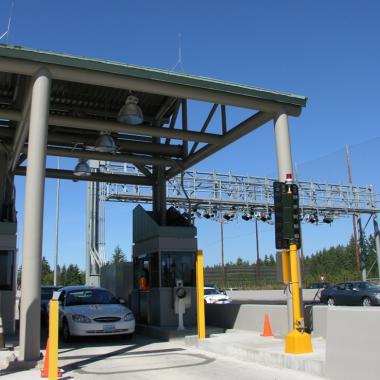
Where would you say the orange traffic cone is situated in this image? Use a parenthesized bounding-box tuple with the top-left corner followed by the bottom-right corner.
(40, 338, 50, 377)
(261, 313, 274, 337)
(40, 338, 63, 378)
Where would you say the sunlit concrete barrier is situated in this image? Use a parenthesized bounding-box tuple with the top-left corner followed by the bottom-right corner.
(226, 289, 321, 302)
(325, 307, 380, 380)
(311, 305, 328, 338)
(206, 304, 289, 336)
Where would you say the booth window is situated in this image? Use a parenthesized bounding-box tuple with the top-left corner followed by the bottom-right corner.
(161, 252, 195, 287)
(0, 250, 14, 290)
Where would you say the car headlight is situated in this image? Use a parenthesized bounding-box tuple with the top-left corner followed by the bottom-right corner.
(375, 293, 380, 300)
(124, 312, 134, 322)
(72, 314, 91, 323)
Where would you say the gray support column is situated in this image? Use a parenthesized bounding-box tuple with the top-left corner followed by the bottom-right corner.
(19, 68, 51, 361)
(158, 168, 167, 226)
(374, 216, 380, 279)
(152, 166, 167, 225)
(274, 112, 294, 332)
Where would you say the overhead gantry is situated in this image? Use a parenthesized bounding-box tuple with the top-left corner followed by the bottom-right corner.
(0, 45, 306, 360)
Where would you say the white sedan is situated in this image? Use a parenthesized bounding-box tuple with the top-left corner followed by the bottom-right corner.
(55, 286, 135, 342)
(204, 287, 231, 304)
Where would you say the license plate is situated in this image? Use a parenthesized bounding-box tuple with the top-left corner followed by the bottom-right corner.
(103, 324, 115, 332)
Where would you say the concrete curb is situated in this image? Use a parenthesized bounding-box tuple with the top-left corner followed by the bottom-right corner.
(185, 330, 326, 378)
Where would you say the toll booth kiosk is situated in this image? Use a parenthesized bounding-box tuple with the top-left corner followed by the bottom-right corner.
(131, 205, 197, 327)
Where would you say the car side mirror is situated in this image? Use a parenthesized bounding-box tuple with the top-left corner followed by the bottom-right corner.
(118, 297, 126, 304)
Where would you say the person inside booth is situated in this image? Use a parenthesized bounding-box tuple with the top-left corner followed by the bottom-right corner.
(138, 269, 150, 290)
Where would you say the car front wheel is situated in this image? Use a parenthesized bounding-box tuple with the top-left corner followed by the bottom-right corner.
(362, 297, 372, 307)
(327, 297, 335, 306)
(62, 319, 72, 343)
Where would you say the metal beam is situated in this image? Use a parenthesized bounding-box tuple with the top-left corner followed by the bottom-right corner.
(14, 167, 153, 185)
(134, 164, 152, 177)
(9, 80, 32, 172)
(0, 57, 303, 116)
(166, 111, 274, 179)
(165, 99, 180, 145)
(189, 103, 218, 156)
(0, 127, 183, 157)
(182, 99, 188, 158)
(32, 146, 179, 167)
(221, 105, 227, 134)
(0, 110, 223, 144)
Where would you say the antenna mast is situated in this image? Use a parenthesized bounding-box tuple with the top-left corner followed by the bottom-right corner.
(0, 0, 15, 43)
(171, 33, 185, 72)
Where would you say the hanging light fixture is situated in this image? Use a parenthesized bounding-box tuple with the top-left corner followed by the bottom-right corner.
(242, 213, 252, 221)
(73, 158, 91, 177)
(323, 214, 334, 224)
(95, 131, 117, 153)
(117, 95, 144, 125)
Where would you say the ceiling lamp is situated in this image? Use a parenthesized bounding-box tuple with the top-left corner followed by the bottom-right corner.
(95, 132, 116, 153)
(73, 158, 91, 177)
(117, 95, 144, 125)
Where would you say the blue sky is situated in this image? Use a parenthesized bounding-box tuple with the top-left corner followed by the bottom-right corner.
(2, 1, 380, 271)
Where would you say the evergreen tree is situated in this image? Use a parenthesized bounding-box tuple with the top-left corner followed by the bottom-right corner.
(111, 245, 126, 264)
(59, 265, 67, 285)
(41, 256, 53, 285)
(65, 264, 84, 285)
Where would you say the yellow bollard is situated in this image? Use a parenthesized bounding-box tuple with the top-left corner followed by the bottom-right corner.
(281, 250, 291, 284)
(285, 243, 313, 354)
(48, 299, 59, 380)
(196, 250, 206, 339)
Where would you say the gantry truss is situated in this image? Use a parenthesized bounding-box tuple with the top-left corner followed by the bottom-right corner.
(101, 163, 380, 221)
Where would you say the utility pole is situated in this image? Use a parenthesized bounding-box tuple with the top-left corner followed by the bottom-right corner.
(345, 144, 360, 272)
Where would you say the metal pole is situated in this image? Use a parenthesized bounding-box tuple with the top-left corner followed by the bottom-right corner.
(53, 158, 60, 286)
(274, 112, 294, 332)
(255, 218, 260, 283)
(19, 68, 51, 361)
(220, 218, 226, 288)
(373, 215, 380, 280)
(346, 144, 360, 272)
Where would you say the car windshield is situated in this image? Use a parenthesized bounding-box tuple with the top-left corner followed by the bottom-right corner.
(66, 289, 118, 306)
(204, 288, 221, 295)
(41, 287, 59, 300)
(358, 282, 380, 290)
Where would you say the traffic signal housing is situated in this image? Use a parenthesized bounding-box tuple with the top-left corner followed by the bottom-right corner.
(273, 181, 301, 250)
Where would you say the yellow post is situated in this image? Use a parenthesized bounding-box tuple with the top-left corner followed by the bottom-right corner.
(285, 243, 313, 354)
(281, 250, 291, 284)
(48, 299, 59, 380)
(196, 250, 206, 339)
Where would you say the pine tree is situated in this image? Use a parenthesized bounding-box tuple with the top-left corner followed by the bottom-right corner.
(65, 264, 84, 285)
(111, 245, 126, 264)
(41, 256, 53, 285)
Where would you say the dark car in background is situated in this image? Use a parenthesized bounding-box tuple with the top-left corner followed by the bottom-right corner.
(41, 285, 61, 324)
(320, 281, 380, 306)
(307, 282, 330, 289)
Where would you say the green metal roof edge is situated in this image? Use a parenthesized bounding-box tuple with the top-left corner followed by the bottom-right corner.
(0, 45, 307, 107)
